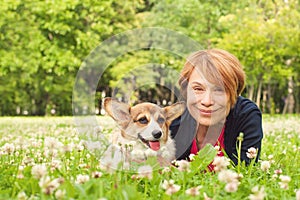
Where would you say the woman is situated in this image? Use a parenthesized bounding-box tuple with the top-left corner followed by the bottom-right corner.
(170, 49, 263, 165)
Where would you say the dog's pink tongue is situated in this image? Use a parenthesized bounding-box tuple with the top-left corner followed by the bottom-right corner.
(149, 141, 160, 151)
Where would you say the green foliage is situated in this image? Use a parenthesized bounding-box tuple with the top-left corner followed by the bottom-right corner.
(0, 0, 144, 116)
(144, 0, 234, 46)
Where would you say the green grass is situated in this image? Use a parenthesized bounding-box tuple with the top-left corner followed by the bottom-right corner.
(0, 115, 299, 199)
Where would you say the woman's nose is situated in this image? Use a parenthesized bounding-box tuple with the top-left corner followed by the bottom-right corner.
(200, 91, 214, 106)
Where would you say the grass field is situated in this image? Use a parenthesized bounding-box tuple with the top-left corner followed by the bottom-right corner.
(0, 115, 299, 200)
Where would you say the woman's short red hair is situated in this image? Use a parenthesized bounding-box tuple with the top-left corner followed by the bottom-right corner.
(178, 49, 245, 108)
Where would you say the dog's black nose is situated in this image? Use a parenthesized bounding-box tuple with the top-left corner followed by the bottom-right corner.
(152, 130, 162, 139)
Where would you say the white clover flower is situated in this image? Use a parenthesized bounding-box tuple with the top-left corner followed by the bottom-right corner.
(279, 175, 291, 183)
(75, 174, 90, 184)
(19, 165, 25, 171)
(79, 163, 88, 168)
(45, 148, 59, 158)
(218, 169, 239, 183)
(44, 137, 63, 150)
(94, 125, 103, 134)
(267, 154, 275, 164)
(22, 156, 35, 166)
(249, 186, 265, 200)
(161, 180, 181, 195)
(92, 171, 103, 178)
(260, 161, 271, 172)
(246, 147, 257, 159)
(225, 181, 240, 193)
(137, 165, 153, 179)
(214, 145, 221, 151)
(272, 174, 278, 180)
(63, 143, 75, 153)
(31, 164, 48, 179)
(2, 143, 15, 154)
(185, 186, 202, 196)
(38, 176, 61, 195)
(55, 189, 66, 200)
(212, 156, 230, 172)
(189, 154, 196, 161)
(30, 138, 42, 148)
(161, 167, 171, 174)
(218, 169, 240, 193)
(50, 159, 61, 171)
(76, 141, 85, 151)
(279, 175, 291, 190)
(176, 160, 191, 172)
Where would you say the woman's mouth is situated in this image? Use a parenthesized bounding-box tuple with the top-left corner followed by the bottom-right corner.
(200, 109, 213, 113)
(199, 108, 220, 116)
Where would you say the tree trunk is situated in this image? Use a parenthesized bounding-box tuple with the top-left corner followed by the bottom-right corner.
(256, 78, 263, 109)
(282, 76, 295, 114)
(262, 90, 267, 113)
(267, 83, 274, 114)
(248, 84, 255, 101)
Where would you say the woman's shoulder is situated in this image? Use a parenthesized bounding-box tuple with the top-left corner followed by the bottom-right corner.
(230, 96, 261, 118)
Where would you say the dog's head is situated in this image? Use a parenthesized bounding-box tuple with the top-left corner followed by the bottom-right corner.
(103, 98, 185, 151)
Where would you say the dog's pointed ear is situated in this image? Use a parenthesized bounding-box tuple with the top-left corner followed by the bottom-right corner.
(164, 101, 186, 122)
(103, 97, 131, 128)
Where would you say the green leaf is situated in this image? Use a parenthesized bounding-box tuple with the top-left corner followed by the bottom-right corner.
(190, 144, 217, 172)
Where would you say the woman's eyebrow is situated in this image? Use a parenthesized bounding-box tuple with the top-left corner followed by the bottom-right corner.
(190, 81, 204, 85)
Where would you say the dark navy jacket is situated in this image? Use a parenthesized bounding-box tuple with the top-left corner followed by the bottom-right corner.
(170, 96, 263, 165)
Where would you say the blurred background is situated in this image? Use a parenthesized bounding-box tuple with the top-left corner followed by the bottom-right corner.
(0, 0, 299, 116)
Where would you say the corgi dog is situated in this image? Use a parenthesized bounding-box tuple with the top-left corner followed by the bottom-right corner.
(100, 97, 185, 170)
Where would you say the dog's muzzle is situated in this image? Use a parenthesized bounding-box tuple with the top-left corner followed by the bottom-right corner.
(138, 130, 162, 151)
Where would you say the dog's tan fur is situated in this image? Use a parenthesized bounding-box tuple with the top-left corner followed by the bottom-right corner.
(100, 97, 185, 170)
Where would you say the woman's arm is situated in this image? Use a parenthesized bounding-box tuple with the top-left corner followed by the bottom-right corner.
(225, 97, 263, 165)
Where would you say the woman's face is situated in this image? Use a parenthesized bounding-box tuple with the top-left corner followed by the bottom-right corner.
(186, 68, 230, 126)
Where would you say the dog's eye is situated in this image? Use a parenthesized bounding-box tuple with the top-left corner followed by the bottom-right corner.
(157, 117, 165, 124)
(138, 117, 148, 124)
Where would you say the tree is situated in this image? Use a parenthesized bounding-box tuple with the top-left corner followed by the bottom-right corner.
(0, 0, 145, 115)
(215, 0, 300, 113)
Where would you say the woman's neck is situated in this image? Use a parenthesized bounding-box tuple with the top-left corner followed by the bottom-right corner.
(196, 123, 224, 149)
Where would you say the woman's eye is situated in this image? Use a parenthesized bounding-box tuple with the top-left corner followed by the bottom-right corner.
(215, 87, 225, 93)
(138, 117, 148, 124)
(193, 87, 204, 91)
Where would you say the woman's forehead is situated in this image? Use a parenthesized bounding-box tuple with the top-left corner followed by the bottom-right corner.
(189, 67, 224, 87)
